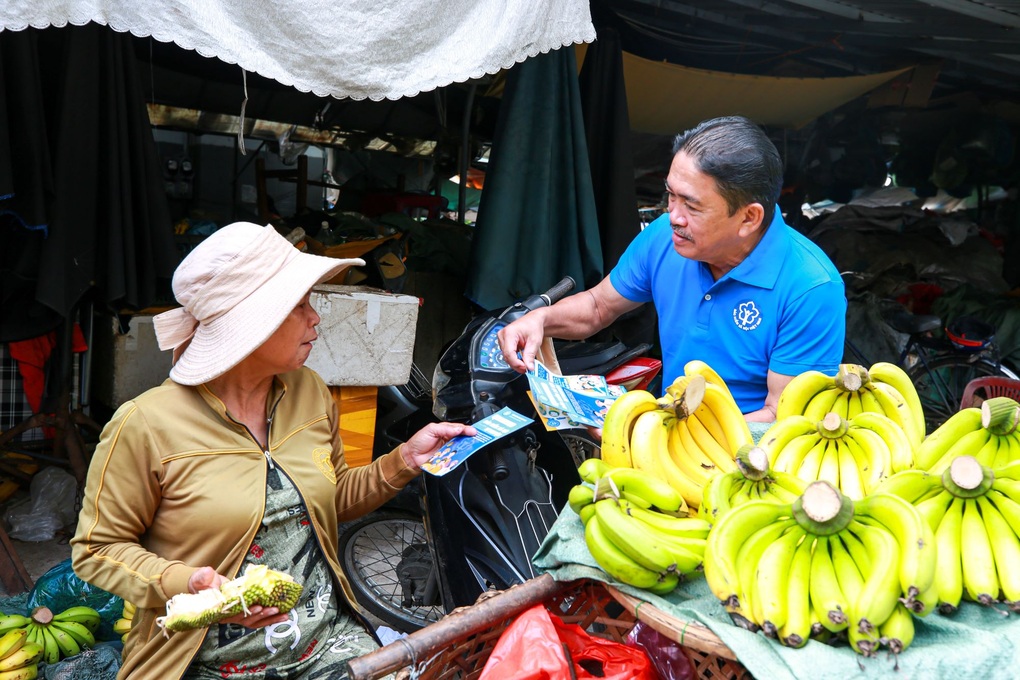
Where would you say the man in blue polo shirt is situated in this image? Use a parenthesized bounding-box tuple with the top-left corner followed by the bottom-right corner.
(497, 115, 846, 422)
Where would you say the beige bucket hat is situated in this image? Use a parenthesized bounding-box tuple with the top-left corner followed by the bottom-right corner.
(153, 222, 364, 386)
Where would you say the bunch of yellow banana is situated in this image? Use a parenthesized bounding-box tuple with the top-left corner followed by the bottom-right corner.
(698, 443, 809, 523)
(915, 397, 1020, 474)
(570, 459, 711, 594)
(775, 362, 925, 447)
(15, 606, 99, 666)
(0, 629, 43, 680)
(704, 480, 934, 656)
(112, 600, 136, 644)
(877, 455, 1020, 614)
(600, 361, 752, 510)
(757, 410, 911, 499)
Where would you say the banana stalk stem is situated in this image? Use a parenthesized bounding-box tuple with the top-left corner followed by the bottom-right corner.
(817, 412, 849, 439)
(30, 607, 53, 625)
(792, 481, 854, 535)
(980, 397, 1020, 435)
(943, 455, 994, 497)
(735, 444, 770, 482)
(835, 363, 870, 392)
(658, 374, 705, 419)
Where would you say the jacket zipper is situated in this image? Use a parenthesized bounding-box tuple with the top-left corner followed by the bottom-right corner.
(233, 393, 284, 469)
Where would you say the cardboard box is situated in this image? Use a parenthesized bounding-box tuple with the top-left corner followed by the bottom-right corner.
(305, 285, 419, 387)
(92, 315, 173, 409)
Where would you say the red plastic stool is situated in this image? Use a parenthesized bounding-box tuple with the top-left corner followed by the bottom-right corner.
(959, 376, 1020, 410)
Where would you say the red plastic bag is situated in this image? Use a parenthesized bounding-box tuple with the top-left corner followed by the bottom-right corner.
(479, 604, 656, 680)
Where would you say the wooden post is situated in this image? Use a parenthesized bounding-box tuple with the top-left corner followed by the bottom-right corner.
(0, 525, 34, 595)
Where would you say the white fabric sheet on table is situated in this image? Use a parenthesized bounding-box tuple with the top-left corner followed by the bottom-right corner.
(0, 0, 597, 100)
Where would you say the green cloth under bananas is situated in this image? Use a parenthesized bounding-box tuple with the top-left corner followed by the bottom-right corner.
(534, 503, 1020, 680)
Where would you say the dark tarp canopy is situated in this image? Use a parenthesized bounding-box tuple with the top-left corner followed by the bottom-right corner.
(466, 47, 603, 310)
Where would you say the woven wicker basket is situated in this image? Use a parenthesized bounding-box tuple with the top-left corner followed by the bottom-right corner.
(345, 574, 751, 680)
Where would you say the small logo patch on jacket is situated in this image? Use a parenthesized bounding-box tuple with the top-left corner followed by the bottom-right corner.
(314, 447, 337, 484)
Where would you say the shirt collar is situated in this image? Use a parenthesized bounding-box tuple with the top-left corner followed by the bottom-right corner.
(721, 210, 791, 290)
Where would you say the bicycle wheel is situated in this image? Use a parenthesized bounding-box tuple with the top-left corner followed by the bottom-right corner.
(338, 510, 444, 633)
(907, 356, 1018, 435)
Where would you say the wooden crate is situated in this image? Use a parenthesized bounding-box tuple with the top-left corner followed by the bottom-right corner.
(346, 574, 751, 680)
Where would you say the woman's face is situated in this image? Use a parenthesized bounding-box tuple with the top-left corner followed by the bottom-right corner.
(250, 292, 321, 374)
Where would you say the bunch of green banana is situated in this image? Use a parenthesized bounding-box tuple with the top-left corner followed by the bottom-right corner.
(879, 455, 1020, 614)
(704, 480, 933, 655)
(915, 397, 1020, 474)
(17, 606, 99, 666)
(576, 457, 686, 515)
(775, 362, 925, 447)
(0, 628, 43, 680)
(757, 410, 911, 499)
(698, 443, 809, 523)
(571, 491, 710, 594)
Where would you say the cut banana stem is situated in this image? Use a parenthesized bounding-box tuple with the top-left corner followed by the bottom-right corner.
(736, 444, 770, 481)
(685, 375, 706, 414)
(793, 481, 854, 535)
(981, 397, 1020, 436)
(29, 607, 53, 625)
(817, 412, 849, 439)
(944, 455, 994, 497)
(835, 363, 869, 392)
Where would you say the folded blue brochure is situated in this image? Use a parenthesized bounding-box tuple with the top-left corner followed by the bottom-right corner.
(421, 407, 534, 476)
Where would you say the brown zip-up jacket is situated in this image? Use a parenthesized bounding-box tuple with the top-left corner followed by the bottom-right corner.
(71, 367, 417, 679)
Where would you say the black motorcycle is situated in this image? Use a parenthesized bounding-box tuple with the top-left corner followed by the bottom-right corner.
(337, 278, 659, 631)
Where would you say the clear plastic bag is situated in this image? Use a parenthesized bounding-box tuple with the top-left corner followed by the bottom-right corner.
(5, 467, 77, 541)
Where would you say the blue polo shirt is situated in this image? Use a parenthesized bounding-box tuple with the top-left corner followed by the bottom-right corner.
(610, 211, 846, 413)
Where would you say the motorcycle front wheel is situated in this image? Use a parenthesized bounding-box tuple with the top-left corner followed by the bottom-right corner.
(338, 509, 444, 633)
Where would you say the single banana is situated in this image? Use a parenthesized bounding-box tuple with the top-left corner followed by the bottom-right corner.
(868, 361, 926, 445)
(834, 438, 866, 500)
(122, 600, 137, 618)
(976, 495, 1020, 603)
(775, 370, 836, 421)
(850, 411, 913, 473)
(628, 409, 669, 482)
(47, 623, 80, 660)
(0, 618, 30, 636)
(829, 533, 865, 620)
(704, 500, 795, 607)
(568, 484, 595, 515)
(993, 434, 1013, 469)
(778, 532, 815, 647)
(112, 618, 133, 636)
(755, 525, 807, 636)
(839, 527, 872, 575)
(914, 488, 955, 534)
(699, 472, 737, 523)
(855, 492, 937, 599)
(683, 360, 731, 398)
(0, 665, 39, 680)
(877, 602, 916, 655)
(960, 498, 999, 605)
(968, 431, 1001, 469)
(599, 390, 660, 468)
(590, 465, 685, 513)
(671, 417, 719, 484)
(808, 535, 849, 633)
(757, 415, 819, 466)
(649, 417, 708, 511)
(0, 642, 42, 672)
(914, 407, 983, 470)
(46, 620, 94, 649)
(926, 426, 991, 475)
(934, 497, 965, 613)
(816, 438, 842, 489)
(873, 469, 940, 504)
(802, 386, 845, 423)
(771, 435, 820, 480)
(701, 382, 753, 451)
(690, 404, 729, 453)
(734, 521, 798, 622)
(37, 626, 58, 666)
(583, 514, 669, 590)
(0, 630, 27, 662)
(594, 499, 702, 575)
(51, 606, 101, 633)
(1003, 431, 1020, 466)
(841, 429, 881, 493)
(686, 411, 737, 472)
(866, 382, 916, 446)
(846, 389, 864, 419)
(847, 520, 902, 631)
(843, 427, 892, 490)
(623, 502, 711, 538)
(795, 437, 829, 483)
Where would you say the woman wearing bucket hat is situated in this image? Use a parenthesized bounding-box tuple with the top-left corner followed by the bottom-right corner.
(71, 222, 475, 679)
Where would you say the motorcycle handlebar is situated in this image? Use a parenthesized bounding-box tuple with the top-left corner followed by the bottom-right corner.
(540, 277, 575, 307)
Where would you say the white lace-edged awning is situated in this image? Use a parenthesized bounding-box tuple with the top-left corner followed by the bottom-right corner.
(0, 0, 597, 100)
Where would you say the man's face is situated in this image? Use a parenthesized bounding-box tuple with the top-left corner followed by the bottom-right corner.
(664, 152, 760, 277)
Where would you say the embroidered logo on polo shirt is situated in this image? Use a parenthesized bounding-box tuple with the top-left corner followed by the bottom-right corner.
(313, 447, 337, 484)
(733, 301, 762, 331)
